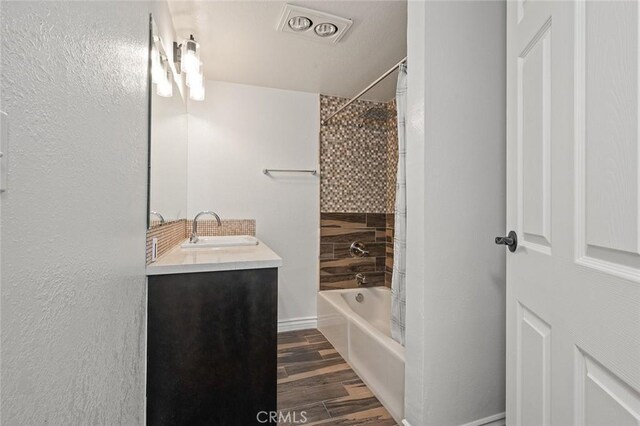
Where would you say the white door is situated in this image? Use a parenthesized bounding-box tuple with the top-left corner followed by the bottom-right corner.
(506, 1, 640, 425)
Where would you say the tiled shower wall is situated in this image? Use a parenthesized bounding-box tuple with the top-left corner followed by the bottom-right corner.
(320, 213, 393, 290)
(319, 95, 398, 289)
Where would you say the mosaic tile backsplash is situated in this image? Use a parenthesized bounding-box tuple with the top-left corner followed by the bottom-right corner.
(146, 219, 256, 265)
(320, 95, 398, 214)
(146, 220, 187, 266)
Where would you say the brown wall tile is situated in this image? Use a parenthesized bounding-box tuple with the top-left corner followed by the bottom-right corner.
(366, 213, 387, 228)
(320, 275, 358, 290)
(320, 244, 334, 259)
(321, 213, 367, 228)
(320, 258, 377, 276)
(320, 228, 377, 244)
(319, 272, 385, 291)
(333, 242, 386, 259)
(386, 213, 395, 229)
(318, 212, 394, 291)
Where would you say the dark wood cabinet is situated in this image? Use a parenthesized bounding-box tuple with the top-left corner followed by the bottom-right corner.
(146, 268, 278, 426)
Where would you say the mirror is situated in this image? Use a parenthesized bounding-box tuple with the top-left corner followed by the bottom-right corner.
(147, 16, 188, 229)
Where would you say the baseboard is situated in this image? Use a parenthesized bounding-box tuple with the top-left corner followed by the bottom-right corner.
(401, 413, 504, 426)
(278, 316, 317, 332)
(460, 412, 506, 426)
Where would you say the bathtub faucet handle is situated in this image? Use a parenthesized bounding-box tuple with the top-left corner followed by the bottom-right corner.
(350, 241, 370, 258)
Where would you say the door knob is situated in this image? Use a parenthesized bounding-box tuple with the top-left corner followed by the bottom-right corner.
(495, 230, 518, 252)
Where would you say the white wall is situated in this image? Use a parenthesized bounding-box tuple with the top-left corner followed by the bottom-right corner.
(405, 2, 506, 425)
(187, 80, 320, 326)
(405, 1, 427, 423)
(0, 1, 167, 423)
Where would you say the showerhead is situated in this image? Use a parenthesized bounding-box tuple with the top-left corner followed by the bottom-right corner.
(360, 106, 393, 122)
(356, 106, 394, 128)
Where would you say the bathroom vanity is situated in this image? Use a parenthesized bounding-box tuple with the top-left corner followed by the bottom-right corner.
(146, 240, 282, 425)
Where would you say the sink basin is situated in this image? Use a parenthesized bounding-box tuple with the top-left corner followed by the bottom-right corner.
(181, 235, 259, 249)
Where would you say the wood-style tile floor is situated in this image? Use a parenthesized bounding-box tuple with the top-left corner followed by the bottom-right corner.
(277, 329, 397, 426)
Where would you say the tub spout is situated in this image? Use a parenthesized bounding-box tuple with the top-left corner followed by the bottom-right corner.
(355, 273, 368, 287)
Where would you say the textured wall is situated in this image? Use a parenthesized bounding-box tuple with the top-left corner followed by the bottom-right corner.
(1, 2, 156, 423)
(404, 2, 506, 425)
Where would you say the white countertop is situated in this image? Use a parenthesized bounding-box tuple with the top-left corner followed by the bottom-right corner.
(146, 238, 283, 276)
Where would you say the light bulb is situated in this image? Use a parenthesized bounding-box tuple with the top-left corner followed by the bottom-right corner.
(314, 23, 338, 38)
(181, 35, 200, 75)
(186, 69, 203, 88)
(157, 62, 172, 97)
(288, 16, 312, 32)
(151, 45, 163, 84)
(190, 81, 205, 101)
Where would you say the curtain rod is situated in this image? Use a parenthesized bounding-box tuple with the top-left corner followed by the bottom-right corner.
(322, 56, 407, 125)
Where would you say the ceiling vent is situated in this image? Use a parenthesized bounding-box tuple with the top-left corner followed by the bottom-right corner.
(277, 4, 353, 45)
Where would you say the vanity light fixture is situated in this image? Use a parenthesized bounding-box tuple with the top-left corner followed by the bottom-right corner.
(189, 83, 205, 101)
(314, 23, 338, 38)
(173, 34, 205, 101)
(288, 16, 312, 31)
(151, 44, 163, 84)
(152, 34, 173, 98)
(181, 35, 200, 75)
(186, 61, 203, 88)
(156, 60, 173, 98)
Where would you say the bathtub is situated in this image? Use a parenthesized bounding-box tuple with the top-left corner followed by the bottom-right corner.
(317, 287, 405, 423)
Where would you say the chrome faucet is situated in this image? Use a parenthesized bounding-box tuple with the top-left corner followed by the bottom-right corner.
(190, 211, 222, 243)
(150, 211, 165, 225)
(355, 273, 368, 287)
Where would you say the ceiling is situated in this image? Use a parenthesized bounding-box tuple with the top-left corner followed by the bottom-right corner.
(168, 0, 407, 102)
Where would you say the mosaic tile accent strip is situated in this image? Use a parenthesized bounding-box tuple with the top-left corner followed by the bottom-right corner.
(146, 220, 187, 265)
(320, 95, 398, 213)
(185, 219, 256, 237)
(146, 219, 256, 265)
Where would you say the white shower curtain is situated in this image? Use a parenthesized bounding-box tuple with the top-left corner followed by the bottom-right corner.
(391, 63, 407, 346)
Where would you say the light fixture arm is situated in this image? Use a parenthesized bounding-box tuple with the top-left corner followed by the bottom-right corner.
(172, 41, 182, 74)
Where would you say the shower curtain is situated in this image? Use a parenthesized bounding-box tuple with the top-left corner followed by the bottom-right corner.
(391, 63, 407, 346)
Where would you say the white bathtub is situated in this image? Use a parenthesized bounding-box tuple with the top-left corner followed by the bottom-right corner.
(317, 287, 405, 423)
